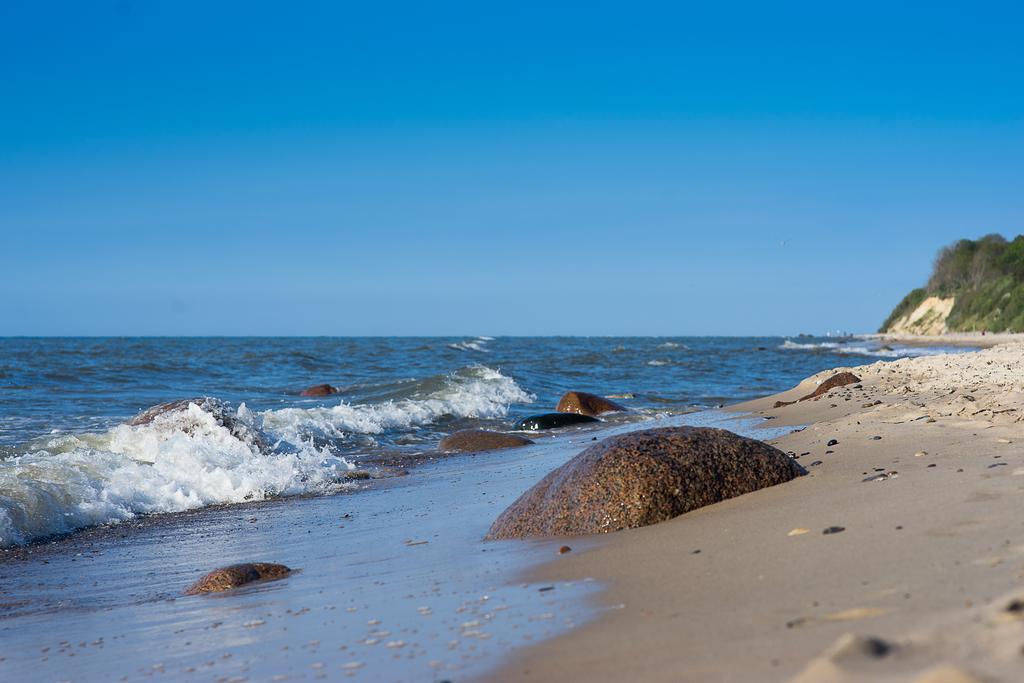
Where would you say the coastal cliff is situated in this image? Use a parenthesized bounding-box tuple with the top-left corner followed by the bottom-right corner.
(881, 234, 1024, 333)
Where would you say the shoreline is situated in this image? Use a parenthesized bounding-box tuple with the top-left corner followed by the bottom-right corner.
(500, 342, 1024, 682)
(0, 423, 619, 682)
(863, 331, 1024, 348)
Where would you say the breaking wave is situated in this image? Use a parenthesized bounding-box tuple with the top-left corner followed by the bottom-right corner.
(448, 336, 494, 352)
(0, 366, 532, 547)
(263, 365, 534, 442)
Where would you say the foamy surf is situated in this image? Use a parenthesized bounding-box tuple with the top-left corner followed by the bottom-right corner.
(448, 336, 494, 352)
(779, 340, 954, 358)
(263, 365, 534, 441)
(0, 366, 533, 547)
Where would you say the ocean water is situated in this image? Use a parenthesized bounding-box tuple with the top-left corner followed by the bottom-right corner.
(0, 335, 970, 547)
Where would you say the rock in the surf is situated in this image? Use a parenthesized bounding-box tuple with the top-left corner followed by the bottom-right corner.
(800, 372, 861, 401)
(555, 391, 626, 417)
(439, 430, 534, 452)
(185, 562, 292, 595)
(487, 426, 804, 539)
(300, 383, 338, 397)
(129, 397, 269, 453)
(514, 413, 600, 431)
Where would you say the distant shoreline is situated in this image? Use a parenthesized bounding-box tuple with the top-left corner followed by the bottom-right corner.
(861, 330, 1023, 348)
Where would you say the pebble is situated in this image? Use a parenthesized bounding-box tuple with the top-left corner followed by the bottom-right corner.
(914, 450, 928, 457)
(810, 460, 823, 466)
(787, 528, 810, 536)
(870, 435, 882, 440)
(827, 439, 839, 447)
(558, 545, 572, 554)
(822, 526, 846, 535)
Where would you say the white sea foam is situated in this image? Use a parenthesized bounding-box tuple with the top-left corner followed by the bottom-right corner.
(263, 366, 534, 441)
(0, 367, 533, 547)
(0, 402, 354, 547)
(647, 359, 671, 366)
(448, 336, 493, 352)
(780, 340, 958, 358)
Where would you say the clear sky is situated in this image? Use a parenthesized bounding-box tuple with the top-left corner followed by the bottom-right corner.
(1, 1, 1021, 336)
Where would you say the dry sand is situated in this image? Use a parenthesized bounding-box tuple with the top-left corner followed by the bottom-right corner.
(495, 343, 1024, 682)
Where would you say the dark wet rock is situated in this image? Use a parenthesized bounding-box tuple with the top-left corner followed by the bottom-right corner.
(487, 426, 805, 539)
(300, 383, 338, 397)
(439, 430, 534, 452)
(558, 545, 572, 554)
(555, 391, 626, 417)
(185, 562, 291, 595)
(129, 397, 269, 453)
(800, 372, 862, 401)
(827, 439, 839, 447)
(513, 413, 600, 431)
(822, 526, 846, 534)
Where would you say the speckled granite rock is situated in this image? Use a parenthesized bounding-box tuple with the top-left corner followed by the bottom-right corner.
(300, 383, 338, 397)
(556, 391, 626, 416)
(185, 563, 292, 595)
(800, 372, 862, 401)
(487, 426, 804, 539)
(439, 430, 534, 452)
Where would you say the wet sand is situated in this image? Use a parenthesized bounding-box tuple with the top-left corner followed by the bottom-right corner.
(0, 428, 613, 682)
(868, 331, 1024, 348)
(501, 343, 1024, 682)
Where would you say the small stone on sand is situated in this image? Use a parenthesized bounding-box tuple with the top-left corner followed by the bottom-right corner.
(788, 528, 810, 536)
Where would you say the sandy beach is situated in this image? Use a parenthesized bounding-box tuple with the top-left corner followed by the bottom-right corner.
(499, 342, 1024, 682)
(869, 332, 1024, 349)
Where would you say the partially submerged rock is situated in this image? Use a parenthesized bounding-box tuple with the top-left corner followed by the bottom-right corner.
(185, 562, 292, 595)
(439, 430, 534, 452)
(487, 426, 804, 539)
(513, 413, 600, 431)
(300, 383, 338, 397)
(129, 397, 269, 452)
(800, 372, 862, 401)
(556, 391, 626, 417)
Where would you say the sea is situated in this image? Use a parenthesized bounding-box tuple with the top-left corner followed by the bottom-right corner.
(0, 335, 964, 548)
(0, 335, 973, 682)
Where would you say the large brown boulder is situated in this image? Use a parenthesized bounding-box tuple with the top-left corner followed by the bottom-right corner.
(556, 391, 626, 416)
(300, 383, 338, 397)
(487, 426, 804, 539)
(129, 397, 269, 453)
(185, 562, 292, 595)
(439, 430, 534, 452)
(800, 372, 861, 401)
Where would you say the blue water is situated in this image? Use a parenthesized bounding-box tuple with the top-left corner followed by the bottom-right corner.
(0, 335, 966, 546)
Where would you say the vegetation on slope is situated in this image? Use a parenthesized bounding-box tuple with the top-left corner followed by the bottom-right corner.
(881, 234, 1024, 333)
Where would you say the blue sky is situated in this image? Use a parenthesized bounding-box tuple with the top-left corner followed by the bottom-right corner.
(1, 1, 1021, 335)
